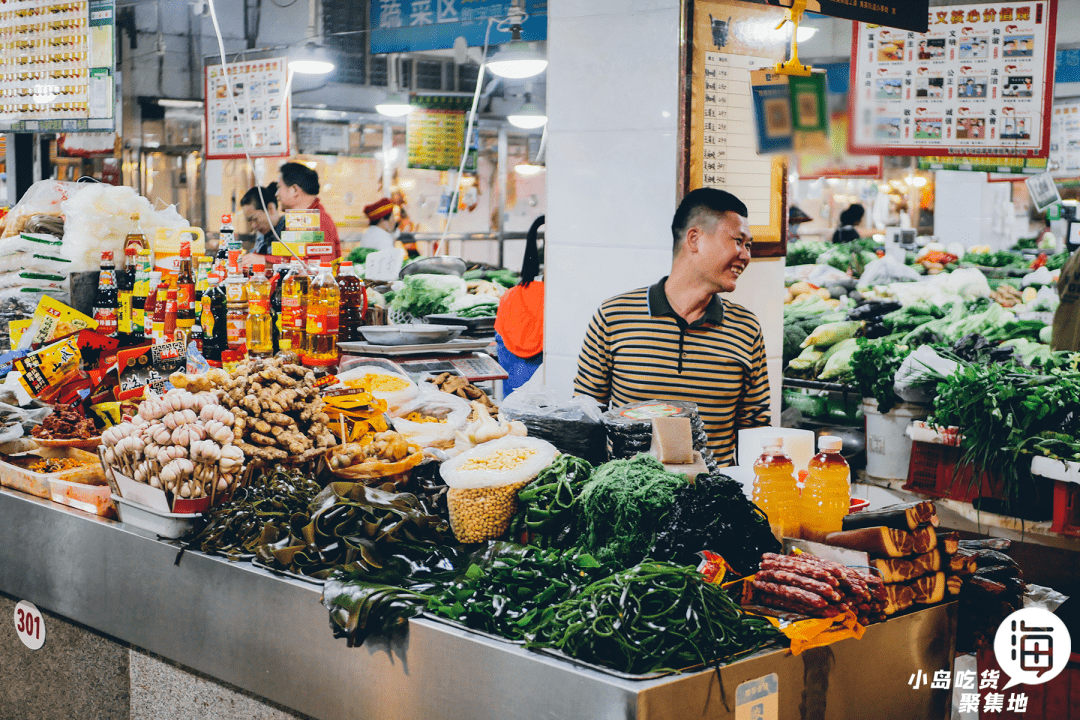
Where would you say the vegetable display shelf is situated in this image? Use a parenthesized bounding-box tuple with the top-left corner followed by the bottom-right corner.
(0, 485, 958, 720)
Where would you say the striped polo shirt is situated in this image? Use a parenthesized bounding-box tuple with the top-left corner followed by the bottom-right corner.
(573, 277, 771, 466)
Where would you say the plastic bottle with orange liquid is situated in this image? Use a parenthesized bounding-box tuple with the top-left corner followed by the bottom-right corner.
(800, 436, 850, 542)
(752, 437, 801, 542)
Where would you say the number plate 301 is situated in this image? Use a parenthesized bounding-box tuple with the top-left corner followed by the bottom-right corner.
(14, 600, 45, 650)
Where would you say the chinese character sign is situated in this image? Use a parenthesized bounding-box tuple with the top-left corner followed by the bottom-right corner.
(1050, 100, 1080, 178)
(204, 58, 290, 160)
(370, 0, 546, 54)
(849, 1, 1057, 158)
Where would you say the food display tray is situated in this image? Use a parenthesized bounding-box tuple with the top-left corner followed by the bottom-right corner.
(424, 314, 497, 336)
(112, 494, 202, 539)
(338, 338, 494, 357)
(0, 447, 105, 499)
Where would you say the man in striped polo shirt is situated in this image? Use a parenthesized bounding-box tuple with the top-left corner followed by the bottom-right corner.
(573, 188, 770, 466)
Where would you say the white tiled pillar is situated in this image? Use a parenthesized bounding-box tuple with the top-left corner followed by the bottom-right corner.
(545, 0, 784, 427)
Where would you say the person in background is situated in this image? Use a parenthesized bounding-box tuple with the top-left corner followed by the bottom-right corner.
(831, 203, 865, 244)
(276, 162, 341, 259)
(1053, 244, 1080, 352)
(495, 216, 545, 394)
(240, 183, 284, 265)
(360, 198, 398, 252)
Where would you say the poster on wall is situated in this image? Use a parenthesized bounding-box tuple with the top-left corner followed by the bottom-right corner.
(0, 0, 116, 132)
(204, 58, 290, 161)
(685, 0, 790, 256)
(1049, 100, 1080, 179)
(406, 96, 476, 172)
(919, 154, 1047, 176)
(798, 113, 882, 179)
(849, 1, 1058, 159)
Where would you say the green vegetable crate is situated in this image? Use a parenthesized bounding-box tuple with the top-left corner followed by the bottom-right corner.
(782, 386, 862, 423)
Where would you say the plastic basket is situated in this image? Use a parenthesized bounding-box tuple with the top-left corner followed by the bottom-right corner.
(782, 387, 828, 417)
(904, 440, 997, 502)
(1051, 481, 1080, 536)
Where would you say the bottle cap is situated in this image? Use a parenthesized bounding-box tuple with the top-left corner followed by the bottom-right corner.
(131, 212, 140, 221)
(340, 261, 352, 267)
(818, 436, 843, 451)
(760, 436, 784, 450)
(221, 214, 232, 224)
(254, 263, 265, 273)
(101, 251, 113, 261)
(321, 260, 333, 268)
(125, 245, 137, 256)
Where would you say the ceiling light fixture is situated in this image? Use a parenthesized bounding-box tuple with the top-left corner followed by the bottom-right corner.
(289, 42, 335, 75)
(376, 90, 413, 117)
(514, 163, 544, 176)
(507, 98, 546, 129)
(486, 2, 547, 79)
(796, 26, 818, 43)
(157, 98, 204, 109)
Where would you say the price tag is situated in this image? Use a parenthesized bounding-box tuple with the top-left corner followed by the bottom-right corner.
(365, 248, 406, 282)
(735, 673, 777, 720)
(14, 600, 45, 650)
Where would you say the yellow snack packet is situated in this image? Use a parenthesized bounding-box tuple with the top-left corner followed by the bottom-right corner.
(19, 296, 98, 350)
(15, 336, 82, 398)
(8, 319, 32, 347)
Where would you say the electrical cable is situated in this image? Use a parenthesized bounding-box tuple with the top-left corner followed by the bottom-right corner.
(206, 0, 303, 268)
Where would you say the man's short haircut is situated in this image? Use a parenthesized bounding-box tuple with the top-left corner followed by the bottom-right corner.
(671, 188, 748, 253)
(279, 162, 320, 196)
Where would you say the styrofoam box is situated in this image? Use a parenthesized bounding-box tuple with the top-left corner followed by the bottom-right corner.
(1031, 456, 1080, 486)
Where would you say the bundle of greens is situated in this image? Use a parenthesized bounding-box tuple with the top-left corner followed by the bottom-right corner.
(187, 465, 322, 559)
(963, 251, 1026, 269)
(577, 455, 689, 566)
(322, 577, 431, 647)
(388, 273, 467, 319)
(527, 562, 781, 674)
(786, 239, 831, 266)
(850, 339, 910, 414)
(509, 454, 593, 548)
(423, 544, 613, 641)
(649, 473, 780, 575)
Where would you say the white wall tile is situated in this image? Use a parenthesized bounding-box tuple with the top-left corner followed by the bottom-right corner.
(548, 0, 680, 20)
(546, 128, 678, 249)
(548, 12, 679, 133)
(767, 358, 783, 427)
(724, 257, 786, 360)
(542, 354, 580, 400)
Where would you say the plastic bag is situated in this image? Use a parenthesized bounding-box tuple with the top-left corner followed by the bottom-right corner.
(500, 371, 607, 464)
(335, 365, 419, 410)
(944, 268, 991, 299)
(0, 233, 63, 257)
(859, 256, 922, 287)
(894, 345, 958, 403)
(390, 390, 471, 448)
(60, 184, 188, 273)
(806, 264, 854, 288)
(0, 181, 81, 239)
(440, 436, 558, 543)
(324, 443, 424, 483)
(0, 270, 67, 290)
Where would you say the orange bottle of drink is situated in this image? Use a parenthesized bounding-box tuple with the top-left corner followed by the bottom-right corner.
(800, 436, 851, 542)
(752, 437, 801, 542)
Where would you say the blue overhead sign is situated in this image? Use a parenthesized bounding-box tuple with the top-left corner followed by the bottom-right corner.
(370, 0, 547, 55)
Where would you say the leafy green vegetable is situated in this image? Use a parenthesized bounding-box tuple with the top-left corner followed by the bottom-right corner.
(322, 579, 430, 648)
(388, 274, 467, 318)
(577, 455, 688, 566)
(786, 240, 831, 266)
(784, 323, 810, 363)
(1047, 252, 1070, 271)
(510, 454, 593, 548)
(964, 251, 1025, 268)
(347, 247, 380, 265)
(527, 562, 780, 674)
(850, 339, 909, 413)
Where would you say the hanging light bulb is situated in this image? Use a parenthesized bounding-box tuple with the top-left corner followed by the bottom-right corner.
(289, 42, 335, 75)
(376, 90, 413, 117)
(487, 40, 548, 79)
(507, 99, 546, 129)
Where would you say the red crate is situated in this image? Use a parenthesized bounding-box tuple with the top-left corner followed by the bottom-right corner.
(904, 440, 1000, 502)
(1051, 481, 1080, 536)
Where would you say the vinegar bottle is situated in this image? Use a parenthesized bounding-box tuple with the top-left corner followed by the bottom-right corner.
(800, 436, 851, 543)
(281, 261, 308, 354)
(752, 437, 801, 543)
(336, 260, 364, 342)
(304, 260, 340, 363)
(246, 263, 273, 357)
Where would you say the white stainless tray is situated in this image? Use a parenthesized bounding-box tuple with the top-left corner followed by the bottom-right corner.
(338, 338, 494, 357)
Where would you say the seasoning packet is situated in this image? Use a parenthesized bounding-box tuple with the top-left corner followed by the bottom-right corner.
(17, 296, 98, 350)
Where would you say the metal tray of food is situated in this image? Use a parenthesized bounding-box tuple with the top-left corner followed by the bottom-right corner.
(424, 314, 497, 335)
(358, 324, 466, 346)
(338, 338, 495, 357)
(399, 256, 467, 279)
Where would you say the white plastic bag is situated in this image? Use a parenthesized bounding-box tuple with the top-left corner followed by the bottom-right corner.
(859, 256, 922, 287)
(894, 345, 959, 403)
(335, 365, 419, 410)
(0, 252, 73, 276)
(806, 264, 854, 288)
(0, 181, 81, 238)
(0, 233, 63, 256)
(0, 270, 67, 290)
(441, 436, 558, 490)
(390, 390, 471, 448)
(60, 184, 188, 273)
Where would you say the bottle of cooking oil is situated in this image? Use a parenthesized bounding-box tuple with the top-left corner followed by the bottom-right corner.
(800, 436, 851, 543)
(304, 260, 340, 363)
(280, 260, 308, 353)
(752, 437, 801, 543)
(225, 262, 248, 357)
(246, 263, 273, 357)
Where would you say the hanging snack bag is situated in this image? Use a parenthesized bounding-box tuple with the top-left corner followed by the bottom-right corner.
(440, 436, 558, 543)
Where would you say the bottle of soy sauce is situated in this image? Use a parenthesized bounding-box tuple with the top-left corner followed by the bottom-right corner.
(93, 251, 119, 338)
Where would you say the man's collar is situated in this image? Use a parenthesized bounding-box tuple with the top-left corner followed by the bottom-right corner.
(648, 277, 724, 326)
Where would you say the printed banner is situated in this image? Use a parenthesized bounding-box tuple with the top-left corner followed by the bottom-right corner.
(849, 1, 1057, 158)
(370, 0, 547, 54)
(406, 95, 476, 171)
(204, 57, 289, 160)
(0, 0, 116, 132)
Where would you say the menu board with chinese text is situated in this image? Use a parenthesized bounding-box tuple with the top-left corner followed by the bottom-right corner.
(1049, 100, 1080, 179)
(849, 1, 1057, 158)
(406, 96, 476, 172)
(686, 0, 789, 255)
(0, 0, 116, 132)
(204, 58, 289, 160)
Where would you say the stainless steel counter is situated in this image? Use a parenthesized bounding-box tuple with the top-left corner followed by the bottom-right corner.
(0, 487, 957, 720)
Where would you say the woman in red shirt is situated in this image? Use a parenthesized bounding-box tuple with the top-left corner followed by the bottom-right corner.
(494, 216, 544, 393)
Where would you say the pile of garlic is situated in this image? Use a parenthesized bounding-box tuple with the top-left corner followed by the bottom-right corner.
(101, 388, 245, 500)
